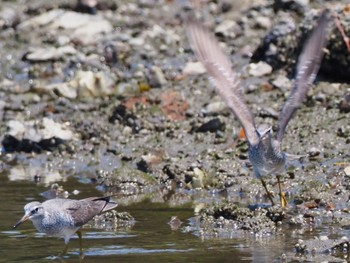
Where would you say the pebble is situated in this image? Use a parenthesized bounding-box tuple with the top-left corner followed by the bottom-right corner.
(0, 7, 17, 28)
(47, 83, 77, 99)
(215, 20, 240, 38)
(44, 70, 116, 99)
(183, 61, 206, 75)
(150, 66, 167, 87)
(202, 101, 227, 115)
(7, 118, 76, 142)
(195, 118, 225, 133)
(308, 147, 320, 157)
(25, 46, 77, 62)
(339, 94, 350, 113)
(255, 16, 272, 29)
(248, 61, 273, 77)
(129, 37, 145, 47)
(18, 10, 113, 46)
(344, 166, 350, 176)
(271, 75, 291, 90)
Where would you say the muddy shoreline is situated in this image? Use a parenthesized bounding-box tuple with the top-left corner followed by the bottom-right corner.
(1, 0, 350, 261)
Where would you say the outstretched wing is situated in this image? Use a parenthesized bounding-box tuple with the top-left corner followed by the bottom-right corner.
(187, 20, 259, 146)
(276, 9, 331, 142)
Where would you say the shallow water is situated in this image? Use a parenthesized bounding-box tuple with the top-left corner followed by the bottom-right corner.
(0, 170, 298, 263)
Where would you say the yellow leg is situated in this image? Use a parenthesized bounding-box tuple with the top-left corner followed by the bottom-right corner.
(260, 178, 275, 206)
(277, 175, 288, 208)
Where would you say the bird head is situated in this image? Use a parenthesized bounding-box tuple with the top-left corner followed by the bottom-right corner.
(257, 124, 272, 143)
(13, 202, 44, 229)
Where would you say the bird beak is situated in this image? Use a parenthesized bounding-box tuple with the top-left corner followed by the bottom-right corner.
(13, 214, 30, 229)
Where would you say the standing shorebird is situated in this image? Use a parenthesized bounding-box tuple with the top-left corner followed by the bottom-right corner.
(13, 196, 118, 256)
(186, 10, 330, 207)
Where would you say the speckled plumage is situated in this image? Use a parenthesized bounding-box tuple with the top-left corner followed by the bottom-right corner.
(13, 196, 118, 252)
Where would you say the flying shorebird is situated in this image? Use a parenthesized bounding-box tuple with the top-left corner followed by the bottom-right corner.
(13, 196, 118, 256)
(186, 9, 330, 207)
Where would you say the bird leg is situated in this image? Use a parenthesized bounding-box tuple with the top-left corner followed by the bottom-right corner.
(77, 230, 85, 262)
(260, 178, 275, 206)
(77, 230, 84, 257)
(61, 243, 69, 256)
(277, 175, 288, 208)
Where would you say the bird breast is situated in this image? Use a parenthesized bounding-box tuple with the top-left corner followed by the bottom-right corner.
(31, 210, 76, 237)
(248, 140, 286, 177)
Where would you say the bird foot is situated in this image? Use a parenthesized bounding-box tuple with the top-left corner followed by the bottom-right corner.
(279, 192, 288, 208)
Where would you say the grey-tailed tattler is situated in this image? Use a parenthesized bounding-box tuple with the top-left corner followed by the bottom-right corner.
(13, 196, 118, 255)
(186, 9, 330, 207)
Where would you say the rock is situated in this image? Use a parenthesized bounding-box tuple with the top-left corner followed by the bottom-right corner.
(2, 118, 77, 153)
(0, 100, 5, 120)
(202, 101, 227, 115)
(141, 152, 164, 166)
(273, 0, 309, 13)
(251, 15, 297, 68)
(116, 81, 140, 95)
(18, 9, 65, 30)
(75, 0, 98, 14)
(149, 66, 167, 87)
(129, 37, 145, 47)
(25, 46, 77, 62)
(191, 167, 206, 189)
(7, 120, 26, 140)
(255, 16, 272, 29)
(71, 19, 113, 45)
(258, 106, 279, 119)
(308, 147, 321, 157)
(215, 20, 240, 38)
(197, 204, 278, 237)
(339, 94, 350, 113)
(144, 25, 181, 46)
(344, 166, 350, 176)
(248, 61, 273, 77)
(252, 9, 350, 80)
(195, 118, 226, 133)
(56, 35, 71, 46)
(18, 10, 113, 46)
(73, 71, 116, 98)
(271, 75, 292, 90)
(42, 70, 116, 99)
(0, 7, 18, 28)
(183, 61, 206, 75)
(88, 210, 135, 231)
(109, 104, 141, 133)
(41, 118, 76, 141)
(46, 83, 78, 99)
(168, 216, 183, 231)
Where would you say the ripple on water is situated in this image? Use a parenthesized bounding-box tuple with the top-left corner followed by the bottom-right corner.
(81, 246, 194, 256)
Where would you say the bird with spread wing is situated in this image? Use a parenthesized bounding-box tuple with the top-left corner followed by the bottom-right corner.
(186, 9, 330, 207)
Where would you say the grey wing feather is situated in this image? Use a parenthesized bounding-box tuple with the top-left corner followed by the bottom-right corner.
(277, 9, 331, 142)
(186, 21, 259, 145)
(65, 198, 110, 226)
(82, 196, 118, 212)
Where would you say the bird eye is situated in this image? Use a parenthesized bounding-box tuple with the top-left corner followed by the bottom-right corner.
(32, 207, 39, 214)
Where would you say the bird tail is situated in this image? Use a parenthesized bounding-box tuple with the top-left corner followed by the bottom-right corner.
(83, 196, 118, 212)
(102, 199, 118, 212)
